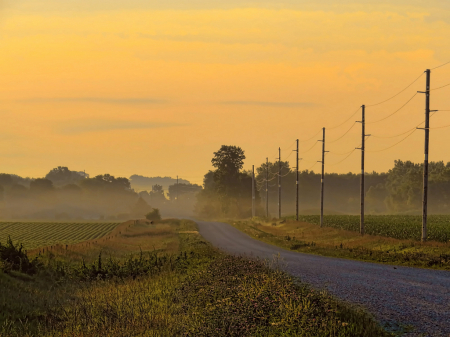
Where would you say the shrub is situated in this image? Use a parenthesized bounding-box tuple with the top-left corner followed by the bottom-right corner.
(0, 237, 39, 275)
(146, 208, 161, 221)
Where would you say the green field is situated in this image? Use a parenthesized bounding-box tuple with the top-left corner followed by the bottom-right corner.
(0, 222, 121, 249)
(296, 215, 450, 242)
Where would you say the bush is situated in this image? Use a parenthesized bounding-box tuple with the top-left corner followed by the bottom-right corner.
(146, 208, 161, 221)
(0, 237, 39, 275)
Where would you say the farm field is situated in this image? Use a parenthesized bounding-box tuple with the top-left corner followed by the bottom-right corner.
(296, 215, 450, 242)
(0, 222, 121, 250)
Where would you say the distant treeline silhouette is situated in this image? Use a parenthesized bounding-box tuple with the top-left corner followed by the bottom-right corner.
(0, 167, 200, 220)
(194, 145, 450, 218)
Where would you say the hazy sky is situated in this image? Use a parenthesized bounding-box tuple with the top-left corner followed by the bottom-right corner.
(1, 0, 450, 185)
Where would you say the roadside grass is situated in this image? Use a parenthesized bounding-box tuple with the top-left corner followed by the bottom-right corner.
(1, 219, 393, 336)
(228, 218, 450, 270)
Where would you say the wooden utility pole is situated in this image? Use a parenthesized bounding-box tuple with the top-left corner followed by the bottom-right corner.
(252, 165, 255, 218)
(356, 105, 369, 235)
(295, 139, 299, 221)
(278, 147, 281, 219)
(266, 157, 269, 218)
(318, 128, 328, 227)
(418, 69, 431, 242)
(176, 175, 178, 201)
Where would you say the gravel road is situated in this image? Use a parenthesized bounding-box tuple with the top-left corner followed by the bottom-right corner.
(196, 221, 450, 336)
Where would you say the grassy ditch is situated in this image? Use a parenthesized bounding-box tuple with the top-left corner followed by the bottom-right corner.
(228, 218, 450, 270)
(0, 219, 392, 336)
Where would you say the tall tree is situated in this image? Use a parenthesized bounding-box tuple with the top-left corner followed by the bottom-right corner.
(211, 145, 246, 197)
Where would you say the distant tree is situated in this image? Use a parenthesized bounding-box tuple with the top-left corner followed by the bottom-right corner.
(211, 145, 246, 197)
(0, 174, 13, 187)
(149, 184, 167, 203)
(61, 183, 82, 193)
(203, 171, 215, 191)
(8, 183, 28, 199)
(129, 175, 190, 191)
(145, 208, 161, 221)
(80, 174, 132, 193)
(30, 178, 54, 194)
(45, 166, 85, 186)
(167, 183, 202, 201)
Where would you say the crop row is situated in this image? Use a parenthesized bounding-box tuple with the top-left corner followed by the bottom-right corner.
(0, 222, 120, 249)
(297, 215, 450, 242)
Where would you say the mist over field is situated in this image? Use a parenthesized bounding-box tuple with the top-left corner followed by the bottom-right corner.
(0, 167, 200, 220)
(2, 155, 450, 221)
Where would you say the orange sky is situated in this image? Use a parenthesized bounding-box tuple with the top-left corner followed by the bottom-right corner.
(1, 1, 450, 186)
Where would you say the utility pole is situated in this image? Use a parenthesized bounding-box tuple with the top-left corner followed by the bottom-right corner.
(318, 128, 328, 227)
(176, 175, 178, 202)
(295, 139, 299, 221)
(278, 147, 281, 219)
(266, 157, 269, 218)
(418, 69, 431, 242)
(252, 165, 255, 218)
(356, 105, 370, 235)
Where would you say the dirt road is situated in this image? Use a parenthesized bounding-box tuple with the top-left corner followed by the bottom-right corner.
(197, 221, 450, 336)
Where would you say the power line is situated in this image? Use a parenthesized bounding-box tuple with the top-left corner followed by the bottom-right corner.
(329, 148, 357, 156)
(431, 82, 450, 91)
(328, 122, 357, 143)
(367, 92, 418, 124)
(431, 61, 450, 70)
(328, 148, 357, 166)
(305, 162, 318, 171)
(428, 124, 450, 130)
(366, 72, 424, 107)
(299, 129, 323, 143)
(366, 128, 417, 153)
(370, 111, 438, 139)
(328, 107, 361, 130)
(299, 140, 319, 154)
(371, 127, 416, 139)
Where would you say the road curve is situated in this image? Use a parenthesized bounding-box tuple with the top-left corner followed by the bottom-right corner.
(196, 221, 450, 336)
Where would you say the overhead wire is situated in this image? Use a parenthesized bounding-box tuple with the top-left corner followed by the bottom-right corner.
(327, 107, 361, 130)
(329, 148, 357, 156)
(366, 72, 424, 107)
(431, 61, 450, 70)
(367, 92, 418, 124)
(366, 129, 417, 153)
(299, 129, 323, 143)
(305, 162, 318, 171)
(431, 82, 450, 91)
(299, 141, 319, 154)
(428, 124, 450, 130)
(328, 148, 358, 166)
(370, 111, 438, 139)
(371, 127, 416, 139)
(328, 122, 357, 143)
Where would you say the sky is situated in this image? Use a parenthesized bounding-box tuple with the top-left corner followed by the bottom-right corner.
(1, 0, 450, 186)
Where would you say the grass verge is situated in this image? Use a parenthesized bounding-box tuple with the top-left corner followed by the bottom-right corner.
(227, 218, 450, 270)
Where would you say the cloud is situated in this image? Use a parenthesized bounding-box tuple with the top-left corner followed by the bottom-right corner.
(16, 97, 168, 105)
(57, 120, 185, 134)
(219, 101, 317, 108)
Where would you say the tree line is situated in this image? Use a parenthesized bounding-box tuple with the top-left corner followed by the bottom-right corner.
(195, 145, 450, 219)
(0, 167, 201, 220)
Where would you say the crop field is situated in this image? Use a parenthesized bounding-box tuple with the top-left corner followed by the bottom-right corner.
(0, 222, 121, 250)
(297, 215, 450, 242)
